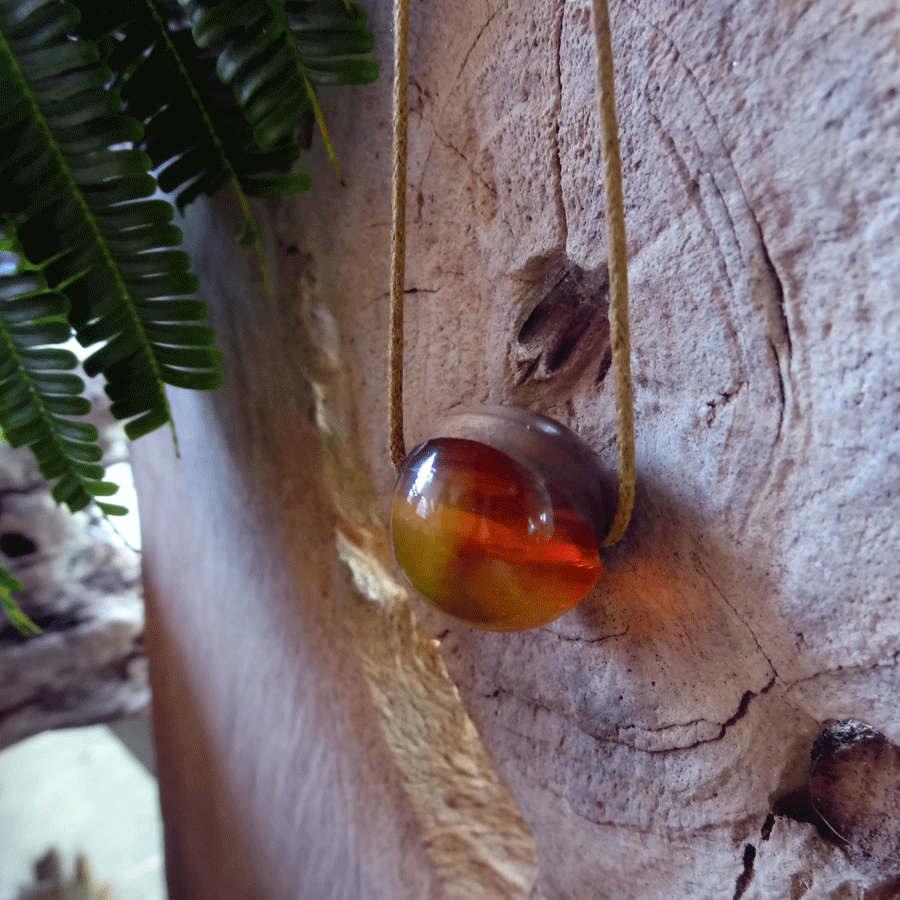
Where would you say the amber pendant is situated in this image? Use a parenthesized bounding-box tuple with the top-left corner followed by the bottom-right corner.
(390, 406, 615, 631)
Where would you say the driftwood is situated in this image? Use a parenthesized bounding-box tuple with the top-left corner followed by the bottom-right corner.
(132, 1, 900, 897)
(0, 393, 145, 752)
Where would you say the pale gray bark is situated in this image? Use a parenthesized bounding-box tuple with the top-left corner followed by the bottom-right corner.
(131, 1, 900, 898)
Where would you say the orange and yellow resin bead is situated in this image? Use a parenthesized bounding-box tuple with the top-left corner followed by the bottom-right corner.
(390, 407, 615, 631)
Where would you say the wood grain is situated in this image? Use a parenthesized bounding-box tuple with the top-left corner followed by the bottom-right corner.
(133, 1, 900, 898)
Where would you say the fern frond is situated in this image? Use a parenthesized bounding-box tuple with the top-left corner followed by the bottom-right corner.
(0, 220, 126, 517)
(180, 0, 378, 154)
(0, 0, 224, 444)
(74, 0, 309, 213)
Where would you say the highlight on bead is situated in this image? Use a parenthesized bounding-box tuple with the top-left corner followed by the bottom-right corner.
(390, 407, 615, 631)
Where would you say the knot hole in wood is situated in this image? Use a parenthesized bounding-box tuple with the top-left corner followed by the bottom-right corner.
(511, 258, 612, 402)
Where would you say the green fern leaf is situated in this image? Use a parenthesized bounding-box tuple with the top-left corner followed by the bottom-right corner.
(0, 0, 224, 447)
(180, 0, 378, 154)
(0, 220, 122, 516)
(74, 0, 306, 212)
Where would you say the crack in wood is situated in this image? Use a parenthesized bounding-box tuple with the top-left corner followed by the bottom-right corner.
(431, 131, 497, 199)
(756, 231, 792, 356)
(452, 0, 511, 90)
(704, 382, 744, 426)
(484, 675, 777, 756)
(693, 553, 779, 679)
(768, 339, 787, 445)
(732, 842, 757, 900)
(551, 0, 568, 244)
(783, 649, 900, 694)
(714, 679, 776, 742)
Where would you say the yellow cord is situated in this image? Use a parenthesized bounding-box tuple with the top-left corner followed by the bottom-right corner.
(388, 0, 410, 471)
(388, 0, 635, 547)
(591, 0, 634, 545)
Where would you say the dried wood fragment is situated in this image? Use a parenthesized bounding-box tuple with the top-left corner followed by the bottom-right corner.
(0, 391, 145, 752)
(131, 1, 900, 898)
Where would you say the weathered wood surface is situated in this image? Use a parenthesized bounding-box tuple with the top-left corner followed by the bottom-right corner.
(0, 398, 145, 752)
(132, 1, 900, 898)
(133, 198, 535, 899)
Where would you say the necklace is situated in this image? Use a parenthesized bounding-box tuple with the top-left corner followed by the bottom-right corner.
(387, 0, 634, 631)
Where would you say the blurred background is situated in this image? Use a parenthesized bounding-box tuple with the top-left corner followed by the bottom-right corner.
(0, 433, 167, 900)
(0, 722, 165, 900)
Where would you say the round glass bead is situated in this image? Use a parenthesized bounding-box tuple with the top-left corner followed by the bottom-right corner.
(391, 432, 607, 631)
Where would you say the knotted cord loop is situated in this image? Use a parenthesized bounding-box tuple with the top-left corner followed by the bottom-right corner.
(388, 0, 635, 546)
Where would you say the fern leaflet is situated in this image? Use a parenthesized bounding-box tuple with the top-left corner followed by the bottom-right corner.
(181, 0, 378, 156)
(0, 0, 224, 446)
(0, 221, 125, 516)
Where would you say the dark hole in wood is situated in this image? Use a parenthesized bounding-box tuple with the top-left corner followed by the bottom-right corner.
(807, 719, 900, 876)
(733, 843, 757, 900)
(0, 532, 37, 557)
(595, 345, 613, 385)
(546, 304, 595, 371)
(515, 261, 611, 384)
(810, 718, 879, 767)
(742, 844, 756, 867)
(771, 786, 833, 841)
